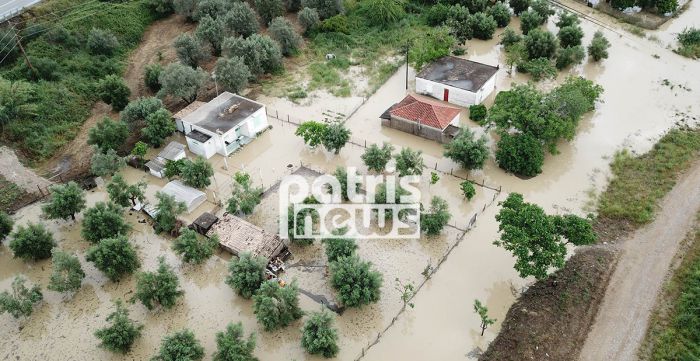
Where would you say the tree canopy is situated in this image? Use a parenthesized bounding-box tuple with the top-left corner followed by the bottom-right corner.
(301, 310, 340, 358)
(180, 157, 214, 189)
(158, 63, 208, 104)
(420, 196, 451, 235)
(226, 252, 268, 298)
(362, 142, 394, 173)
(47, 249, 85, 294)
(394, 148, 424, 176)
(143, 108, 177, 147)
(95, 300, 143, 353)
(153, 329, 205, 361)
(329, 255, 382, 307)
(154, 191, 187, 234)
(86, 235, 140, 282)
(42, 182, 86, 221)
(213, 322, 258, 361)
(227, 172, 263, 215)
(82, 202, 131, 244)
(443, 129, 489, 170)
(173, 228, 218, 264)
(252, 280, 304, 331)
(88, 117, 129, 152)
(9, 222, 55, 261)
(0, 276, 43, 318)
(134, 256, 184, 310)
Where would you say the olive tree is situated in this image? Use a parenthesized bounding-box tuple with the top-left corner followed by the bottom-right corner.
(196, 15, 225, 55)
(91, 148, 126, 177)
(420, 196, 450, 235)
(227, 172, 263, 215)
(301, 0, 343, 18)
(180, 157, 214, 189)
(254, 0, 285, 24)
(556, 12, 579, 28)
(97, 75, 131, 111)
(469, 13, 498, 40)
(487, 3, 511, 27)
(8, 223, 55, 261)
(42, 182, 86, 221)
(153, 329, 205, 361)
(301, 311, 339, 358)
(0, 276, 43, 318)
(47, 249, 85, 294)
(588, 31, 610, 61)
(298, 7, 320, 34)
(443, 128, 489, 170)
(524, 29, 558, 59)
(322, 121, 351, 154)
(95, 300, 143, 353)
(86, 235, 140, 281)
(173, 0, 197, 21)
(226, 252, 268, 298)
(323, 235, 357, 262)
(252, 280, 304, 331)
(107, 174, 147, 208)
(329, 255, 382, 307)
(215, 57, 250, 93)
(269, 17, 303, 56)
(87, 28, 120, 55)
(394, 148, 424, 176)
(509, 0, 530, 15)
(558, 24, 584, 48)
(213, 322, 258, 361)
(223, 3, 259, 37)
(172, 228, 218, 264)
(154, 191, 187, 234)
(158, 62, 208, 104)
(555, 45, 585, 69)
(82, 202, 130, 244)
(519, 10, 542, 35)
(193, 0, 230, 20)
(362, 142, 394, 173)
(174, 34, 209, 67)
(120, 96, 166, 130)
(222, 34, 283, 76)
(88, 117, 129, 152)
(134, 256, 184, 310)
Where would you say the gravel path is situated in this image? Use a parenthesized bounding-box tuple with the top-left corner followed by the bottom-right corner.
(0, 146, 51, 192)
(579, 160, 700, 361)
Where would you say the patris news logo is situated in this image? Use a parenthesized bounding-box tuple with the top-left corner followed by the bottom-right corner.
(279, 167, 421, 240)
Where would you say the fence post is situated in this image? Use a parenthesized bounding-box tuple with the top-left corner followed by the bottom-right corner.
(37, 185, 43, 196)
(276, 110, 279, 119)
(287, 114, 289, 122)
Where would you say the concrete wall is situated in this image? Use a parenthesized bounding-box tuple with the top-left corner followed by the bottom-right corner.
(185, 133, 217, 159)
(473, 74, 497, 105)
(415, 75, 497, 107)
(381, 116, 455, 144)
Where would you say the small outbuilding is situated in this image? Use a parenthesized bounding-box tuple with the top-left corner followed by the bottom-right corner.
(160, 180, 207, 214)
(178, 92, 268, 159)
(415, 56, 499, 106)
(207, 213, 286, 262)
(381, 94, 462, 143)
(145, 141, 187, 178)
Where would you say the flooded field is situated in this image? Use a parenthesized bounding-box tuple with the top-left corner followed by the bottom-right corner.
(2, 5, 700, 361)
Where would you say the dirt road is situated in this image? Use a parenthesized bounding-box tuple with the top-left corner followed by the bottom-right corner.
(580, 160, 700, 361)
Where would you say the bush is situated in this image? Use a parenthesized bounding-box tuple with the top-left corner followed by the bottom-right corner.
(611, 0, 636, 9)
(443, 128, 489, 170)
(174, 0, 198, 20)
(120, 96, 165, 130)
(82, 202, 130, 244)
(222, 35, 283, 76)
(298, 7, 321, 34)
(426, 3, 451, 25)
(47, 249, 85, 294)
(588, 31, 611, 61)
(20, 57, 60, 81)
(301, 0, 343, 19)
(226, 252, 268, 298)
(556, 12, 580, 28)
(87, 28, 120, 55)
(555, 45, 585, 69)
(42, 182, 86, 221)
(487, 3, 511, 27)
(519, 57, 557, 81)
(223, 3, 260, 38)
(174, 34, 209, 67)
(469, 104, 488, 123)
(144, 63, 163, 93)
(558, 25, 584, 48)
(524, 29, 558, 59)
(509, 0, 530, 15)
(9, 223, 55, 261)
(420, 196, 450, 235)
(94, 300, 143, 353)
(252, 280, 303, 331)
(519, 10, 542, 35)
(158, 63, 208, 104)
(254, 0, 285, 24)
(86, 235, 140, 281)
(91, 148, 126, 177)
(213, 323, 257, 361)
(173, 228, 218, 264)
(460, 180, 476, 200)
(319, 14, 350, 34)
(154, 329, 205, 361)
(196, 15, 225, 55)
(656, 0, 678, 13)
(97, 75, 131, 111)
(134, 256, 183, 310)
(0, 211, 13, 241)
(329, 255, 382, 307)
(357, 0, 406, 26)
(301, 311, 339, 358)
(324, 236, 357, 262)
(269, 17, 303, 56)
(495, 133, 545, 177)
(0, 276, 43, 318)
(469, 12, 498, 40)
(500, 27, 522, 47)
(88, 117, 129, 152)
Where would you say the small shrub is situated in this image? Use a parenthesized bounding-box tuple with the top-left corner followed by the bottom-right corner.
(588, 31, 611, 61)
(144, 63, 163, 92)
(97, 75, 131, 111)
(87, 28, 120, 55)
(0, 276, 43, 318)
(269, 17, 303, 56)
(460, 180, 476, 200)
(301, 311, 339, 357)
(154, 329, 205, 361)
(469, 104, 488, 123)
(95, 300, 143, 353)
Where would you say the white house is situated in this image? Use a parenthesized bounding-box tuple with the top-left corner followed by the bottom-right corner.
(415, 56, 499, 107)
(145, 141, 186, 178)
(175, 92, 269, 159)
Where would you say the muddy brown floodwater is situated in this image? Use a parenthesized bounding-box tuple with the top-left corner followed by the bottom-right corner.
(2, 6, 700, 361)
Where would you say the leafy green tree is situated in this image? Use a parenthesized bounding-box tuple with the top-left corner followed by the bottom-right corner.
(95, 300, 143, 353)
(180, 157, 214, 189)
(288, 196, 320, 245)
(227, 172, 263, 215)
(460, 180, 476, 200)
(296, 121, 328, 147)
(425, 3, 451, 26)
(552, 214, 597, 245)
(8, 223, 55, 261)
(158, 63, 208, 104)
(154, 192, 187, 234)
(121, 97, 165, 130)
(473, 299, 496, 336)
(587, 31, 610, 61)
(301, 0, 343, 18)
(509, 0, 530, 15)
(500, 27, 522, 47)
(555, 12, 579, 28)
(298, 7, 320, 34)
(215, 57, 250, 93)
(495, 133, 544, 177)
(226, 252, 268, 298)
(86, 235, 140, 281)
(519, 10, 542, 35)
(223, 3, 260, 37)
(323, 232, 357, 262)
(107, 174, 146, 207)
(301, 310, 339, 358)
(446, 10, 473, 43)
(330, 255, 382, 307)
(362, 142, 394, 173)
(254, 0, 285, 24)
(153, 329, 205, 361)
(134, 256, 183, 310)
(173, 228, 218, 264)
(322, 122, 351, 154)
(357, 0, 406, 26)
(222, 34, 283, 76)
(656, 0, 678, 13)
(173, 0, 198, 21)
(252, 280, 304, 331)
(420, 196, 450, 235)
(164, 158, 186, 179)
(0, 79, 36, 132)
(42, 182, 86, 221)
(196, 15, 225, 55)
(487, 3, 511, 27)
(91, 148, 127, 177)
(174, 34, 209, 68)
(558, 25, 584, 48)
(530, 0, 553, 22)
(394, 148, 424, 176)
(611, 0, 635, 9)
(82, 202, 130, 244)
(143, 108, 176, 147)
(97, 75, 131, 111)
(555, 45, 585, 69)
(0, 276, 43, 318)
(147, 0, 174, 17)
(213, 322, 258, 361)
(444, 128, 489, 170)
(408, 26, 456, 70)
(524, 29, 558, 59)
(269, 17, 303, 56)
(88, 117, 129, 152)
(193, 0, 230, 20)
(519, 57, 556, 81)
(469, 104, 488, 123)
(469, 13, 498, 40)
(0, 211, 14, 241)
(395, 278, 415, 308)
(87, 28, 120, 55)
(47, 249, 85, 293)
(331, 166, 360, 201)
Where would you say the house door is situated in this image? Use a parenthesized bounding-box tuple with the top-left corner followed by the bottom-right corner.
(443, 88, 449, 101)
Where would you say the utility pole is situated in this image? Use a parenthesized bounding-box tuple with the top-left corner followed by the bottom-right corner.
(405, 40, 409, 90)
(9, 21, 35, 74)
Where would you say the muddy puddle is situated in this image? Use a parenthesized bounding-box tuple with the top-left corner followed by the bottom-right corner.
(3, 7, 700, 361)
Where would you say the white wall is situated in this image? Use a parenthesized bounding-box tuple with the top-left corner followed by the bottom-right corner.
(473, 73, 497, 105)
(416, 77, 491, 107)
(185, 131, 217, 159)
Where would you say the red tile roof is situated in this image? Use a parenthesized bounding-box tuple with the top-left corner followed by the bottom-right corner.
(389, 94, 461, 130)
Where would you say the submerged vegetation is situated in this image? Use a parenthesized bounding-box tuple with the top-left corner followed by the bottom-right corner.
(676, 27, 700, 59)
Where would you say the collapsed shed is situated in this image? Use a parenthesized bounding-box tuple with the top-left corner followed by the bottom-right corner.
(160, 180, 207, 214)
(207, 213, 287, 261)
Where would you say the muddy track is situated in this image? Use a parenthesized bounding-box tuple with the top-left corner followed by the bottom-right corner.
(579, 160, 700, 361)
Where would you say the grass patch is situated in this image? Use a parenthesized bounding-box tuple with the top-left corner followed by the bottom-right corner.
(626, 25, 646, 37)
(676, 27, 700, 59)
(0, 176, 28, 212)
(0, 0, 158, 163)
(597, 127, 700, 225)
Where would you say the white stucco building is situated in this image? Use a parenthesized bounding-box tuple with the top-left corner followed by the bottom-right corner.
(415, 56, 499, 107)
(175, 92, 269, 159)
(144, 141, 186, 178)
